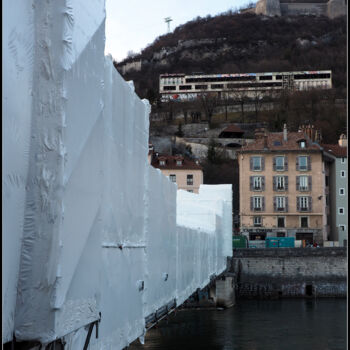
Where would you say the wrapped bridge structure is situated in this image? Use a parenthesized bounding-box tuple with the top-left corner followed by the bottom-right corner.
(2, 0, 233, 348)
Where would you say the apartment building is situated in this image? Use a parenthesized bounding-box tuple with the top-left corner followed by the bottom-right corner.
(238, 125, 327, 245)
(150, 153, 203, 193)
(159, 70, 332, 101)
(322, 134, 348, 246)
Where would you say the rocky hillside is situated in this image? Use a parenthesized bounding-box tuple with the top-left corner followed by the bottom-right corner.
(114, 11, 346, 102)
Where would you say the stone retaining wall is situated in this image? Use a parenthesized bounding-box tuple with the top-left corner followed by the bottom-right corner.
(229, 248, 347, 298)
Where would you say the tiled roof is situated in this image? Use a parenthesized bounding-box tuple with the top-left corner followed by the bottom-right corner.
(151, 154, 202, 170)
(220, 124, 244, 134)
(239, 131, 322, 152)
(321, 143, 347, 158)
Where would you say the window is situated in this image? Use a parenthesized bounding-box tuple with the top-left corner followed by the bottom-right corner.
(251, 196, 264, 211)
(298, 196, 311, 212)
(325, 176, 329, 186)
(277, 217, 285, 228)
(253, 216, 262, 227)
(297, 175, 310, 191)
(187, 190, 193, 193)
(160, 160, 165, 166)
(300, 216, 309, 228)
(299, 141, 306, 148)
(211, 84, 224, 89)
(251, 156, 263, 171)
(341, 157, 346, 164)
(274, 176, 287, 191)
(274, 196, 287, 212)
(274, 156, 285, 171)
(341, 170, 346, 178)
(187, 174, 193, 185)
(326, 195, 329, 205)
(195, 85, 208, 90)
(251, 176, 264, 191)
(169, 174, 176, 182)
(164, 86, 176, 91)
(338, 207, 344, 215)
(176, 160, 183, 166)
(297, 156, 309, 171)
(339, 225, 346, 231)
(339, 188, 345, 195)
(179, 85, 192, 90)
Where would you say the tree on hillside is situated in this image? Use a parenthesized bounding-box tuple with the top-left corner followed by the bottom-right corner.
(199, 92, 220, 125)
(231, 89, 249, 123)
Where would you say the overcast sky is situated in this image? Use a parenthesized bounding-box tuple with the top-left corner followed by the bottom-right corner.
(105, 0, 257, 62)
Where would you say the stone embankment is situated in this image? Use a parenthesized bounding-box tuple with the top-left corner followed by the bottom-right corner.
(229, 247, 347, 298)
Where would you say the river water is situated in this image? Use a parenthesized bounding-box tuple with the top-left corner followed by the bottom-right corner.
(130, 299, 347, 350)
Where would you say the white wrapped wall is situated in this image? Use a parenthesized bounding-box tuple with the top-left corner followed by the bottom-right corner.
(2, 0, 35, 343)
(3, 0, 232, 348)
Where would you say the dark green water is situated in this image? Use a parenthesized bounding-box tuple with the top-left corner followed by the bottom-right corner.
(130, 299, 347, 350)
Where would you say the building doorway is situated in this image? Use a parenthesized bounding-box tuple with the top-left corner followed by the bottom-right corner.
(296, 232, 313, 245)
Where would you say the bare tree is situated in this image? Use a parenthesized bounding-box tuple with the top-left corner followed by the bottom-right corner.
(230, 88, 248, 123)
(251, 89, 264, 123)
(199, 92, 220, 125)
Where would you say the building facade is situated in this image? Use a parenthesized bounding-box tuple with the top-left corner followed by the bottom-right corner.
(322, 135, 348, 246)
(159, 70, 332, 101)
(238, 125, 328, 245)
(150, 153, 203, 193)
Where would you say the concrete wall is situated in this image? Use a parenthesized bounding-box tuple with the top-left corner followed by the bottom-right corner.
(280, 3, 328, 16)
(255, 0, 347, 17)
(229, 248, 347, 298)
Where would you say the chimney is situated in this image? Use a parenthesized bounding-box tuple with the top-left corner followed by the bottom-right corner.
(283, 124, 288, 142)
(338, 134, 347, 147)
(263, 132, 268, 149)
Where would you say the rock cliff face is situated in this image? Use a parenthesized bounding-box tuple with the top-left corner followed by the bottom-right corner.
(255, 0, 347, 17)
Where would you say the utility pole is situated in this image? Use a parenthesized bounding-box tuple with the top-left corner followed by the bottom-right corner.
(164, 17, 173, 33)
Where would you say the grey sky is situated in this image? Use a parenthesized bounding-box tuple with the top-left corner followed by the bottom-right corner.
(105, 0, 257, 62)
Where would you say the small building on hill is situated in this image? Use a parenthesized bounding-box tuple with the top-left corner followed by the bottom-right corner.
(150, 153, 203, 193)
(218, 125, 245, 139)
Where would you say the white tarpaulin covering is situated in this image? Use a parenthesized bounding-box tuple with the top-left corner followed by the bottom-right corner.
(2, 0, 232, 348)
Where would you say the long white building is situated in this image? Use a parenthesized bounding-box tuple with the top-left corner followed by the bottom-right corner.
(159, 70, 332, 101)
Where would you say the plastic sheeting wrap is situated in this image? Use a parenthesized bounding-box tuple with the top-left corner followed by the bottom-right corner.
(143, 166, 177, 318)
(3, 0, 232, 348)
(2, 0, 35, 343)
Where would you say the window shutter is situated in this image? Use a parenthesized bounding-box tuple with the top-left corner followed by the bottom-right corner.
(285, 176, 288, 190)
(296, 157, 299, 171)
(308, 176, 312, 191)
(250, 157, 253, 170)
(308, 196, 312, 211)
(285, 157, 288, 171)
(296, 176, 300, 190)
(262, 176, 265, 190)
(273, 197, 277, 212)
(250, 176, 253, 191)
(285, 197, 289, 212)
(297, 197, 300, 211)
(261, 157, 265, 171)
(262, 197, 265, 211)
(307, 156, 311, 170)
(273, 157, 276, 171)
(250, 197, 253, 211)
(273, 176, 276, 191)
